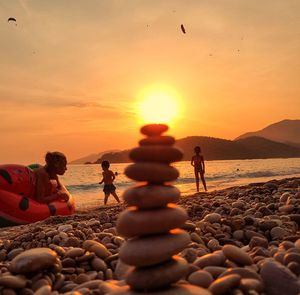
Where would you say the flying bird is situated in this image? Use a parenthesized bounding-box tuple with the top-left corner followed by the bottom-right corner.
(180, 24, 186, 34)
(7, 17, 16, 22)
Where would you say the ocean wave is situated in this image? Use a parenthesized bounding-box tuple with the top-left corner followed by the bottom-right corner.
(175, 170, 300, 185)
(237, 171, 276, 178)
(66, 167, 300, 194)
(66, 183, 101, 192)
(237, 169, 300, 179)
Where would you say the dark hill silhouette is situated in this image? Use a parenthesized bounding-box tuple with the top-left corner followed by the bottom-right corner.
(93, 136, 300, 163)
(235, 136, 300, 158)
(94, 150, 130, 164)
(69, 150, 120, 164)
(175, 136, 254, 160)
(235, 119, 300, 147)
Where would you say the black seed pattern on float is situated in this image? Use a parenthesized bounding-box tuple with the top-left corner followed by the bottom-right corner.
(116, 123, 191, 292)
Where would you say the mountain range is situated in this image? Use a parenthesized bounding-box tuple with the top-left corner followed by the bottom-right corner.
(236, 119, 300, 147)
(69, 150, 120, 164)
(70, 119, 300, 164)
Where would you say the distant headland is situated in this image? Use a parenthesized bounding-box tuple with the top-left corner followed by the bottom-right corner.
(70, 119, 300, 164)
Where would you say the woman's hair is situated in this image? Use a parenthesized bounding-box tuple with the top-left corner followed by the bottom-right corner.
(101, 160, 110, 169)
(194, 146, 201, 153)
(45, 152, 67, 166)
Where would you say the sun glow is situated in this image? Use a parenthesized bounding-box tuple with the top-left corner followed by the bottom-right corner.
(136, 86, 182, 125)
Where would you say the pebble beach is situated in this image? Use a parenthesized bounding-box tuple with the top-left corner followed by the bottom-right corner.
(1, 177, 300, 295)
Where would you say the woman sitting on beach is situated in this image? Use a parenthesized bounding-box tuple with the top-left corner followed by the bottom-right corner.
(191, 146, 207, 192)
(34, 152, 70, 203)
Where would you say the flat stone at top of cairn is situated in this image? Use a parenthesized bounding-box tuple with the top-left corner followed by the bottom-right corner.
(125, 256, 188, 290)
(140, 123, 168, 136)
(115, 123, 194, 293)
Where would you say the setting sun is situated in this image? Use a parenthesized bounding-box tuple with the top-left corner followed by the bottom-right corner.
(136, 86, 182, 125)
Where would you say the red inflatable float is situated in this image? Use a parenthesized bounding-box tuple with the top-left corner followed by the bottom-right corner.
(0, 164, 75, 227)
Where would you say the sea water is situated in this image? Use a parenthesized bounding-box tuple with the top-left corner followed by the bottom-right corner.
(61, 158, 300, 210)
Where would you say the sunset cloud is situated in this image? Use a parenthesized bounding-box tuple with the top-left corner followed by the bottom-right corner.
(0, 0, 299, 163)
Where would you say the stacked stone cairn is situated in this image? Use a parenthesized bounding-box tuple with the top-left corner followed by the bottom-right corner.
(113, 124, 210, 294)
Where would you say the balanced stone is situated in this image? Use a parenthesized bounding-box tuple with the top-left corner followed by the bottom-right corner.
(222, 245, 253, 265)
(129, 146, 183, 163)
(9, 248, 57, 274)
(139, 135, 175, 146)
(115, 123, 192, 292)
(119, 229, 190, 267)
(123, 185, 180, 209)
(117, 204, 188, 238)
(125, 163, 179, 183)
(140, 124, 168, 136)
(126, 256, 188, 290)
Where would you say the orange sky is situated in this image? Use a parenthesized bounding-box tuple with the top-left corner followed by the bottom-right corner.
(0, 0, 300, 164)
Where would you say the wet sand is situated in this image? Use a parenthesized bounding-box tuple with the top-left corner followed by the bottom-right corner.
(0, 177, 300, 294)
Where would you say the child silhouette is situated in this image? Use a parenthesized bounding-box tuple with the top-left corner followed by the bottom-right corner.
(191, 146, 207, 192)
(99, 160, 121, 205)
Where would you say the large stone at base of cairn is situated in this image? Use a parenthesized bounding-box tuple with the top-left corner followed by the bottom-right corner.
(114, 124, 198, 294)
(119, 229, 190, 267)
(126, 256, 188, 290)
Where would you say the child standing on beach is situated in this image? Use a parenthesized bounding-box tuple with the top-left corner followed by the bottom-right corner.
(99, 160, 121, 205)
(191, 146, 207, 192)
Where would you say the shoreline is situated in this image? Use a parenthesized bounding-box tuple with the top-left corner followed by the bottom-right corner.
(1, 176, 300, 233)
(69, 172, 300, 211)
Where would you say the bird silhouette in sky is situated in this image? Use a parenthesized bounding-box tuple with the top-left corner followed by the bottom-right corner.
(180, 24, 186, 34)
